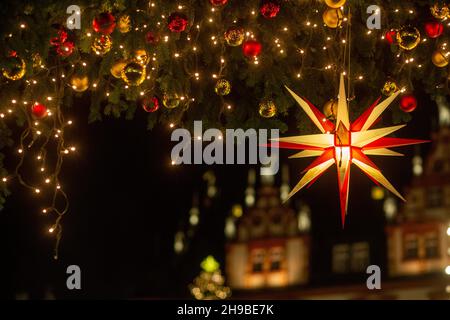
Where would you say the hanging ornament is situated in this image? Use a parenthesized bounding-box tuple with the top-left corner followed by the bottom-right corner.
(215, 79, 231, 96)
(243, 40, 262, 58)
(57, 41, 75, 57)
(31, 103, 47, 118)
(323, 8, 344, 29)
(145, 31, 160, 45)
(110, 59, 128, 78)
(70, 74, 89, 92)
(323, 99, 337, 120)
(259, 100, 277, 118)
(121, 61, 146, 86)
(424, 21, 444, 38)
(142, 96, 160, 113)
(91, 35, 112, 55)
(400, 95, 418, 113)
(430, 2, 450, 20)
(2, 55, 26, 81)
(50, 30, 74, 57)
(32, 53, 43, 69)
(260, 0, 281, 19)
(325, 0, 346, 9)
(432, 49, 449, 67)
(209, 0, 228, 6)
(117, 15, 131, 33)
(271, 75, 427, 226)
(224, 27, 245, 46)
(163, 93, 181, 109)
(134, 49, 149, 65)
(396, 26, 421, 50)
(168, 12, 188, 33)
(92, 12, 116, 35)
(385, 29, 398, 44)
(381, 80, 399, 97)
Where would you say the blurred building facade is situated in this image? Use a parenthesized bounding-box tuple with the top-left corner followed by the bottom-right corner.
(225, 168, 310, 290)
(225, 112, 450, 299)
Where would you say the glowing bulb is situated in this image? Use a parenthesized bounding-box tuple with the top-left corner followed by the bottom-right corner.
(446, 266, 450, 275)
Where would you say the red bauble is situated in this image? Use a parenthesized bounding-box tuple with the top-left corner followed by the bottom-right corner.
(31, 103, 47, 118)
(400, 95, 417, 113)
(145, 31, 160, 44)
(243, 40, 262, 58)
(57, 41, 75, 57)
(50, 30, 74, 57)
(168, 12, 188, 33)
(93, 12, 116, 35)
(142, 97, 160, 113)
(424, 21, 444, 38)
(385, 29, 397, 44)
(260, 1, 281, 19)
(209, 0, 228, 6)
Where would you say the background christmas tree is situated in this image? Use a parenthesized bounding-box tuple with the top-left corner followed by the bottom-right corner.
(0, 0, 448, 253)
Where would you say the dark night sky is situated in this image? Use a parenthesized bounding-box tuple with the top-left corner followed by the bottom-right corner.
(0, 81, 437, 299)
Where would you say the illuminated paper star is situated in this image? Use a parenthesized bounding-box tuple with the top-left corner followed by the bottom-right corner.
(273, 75, 427, 226)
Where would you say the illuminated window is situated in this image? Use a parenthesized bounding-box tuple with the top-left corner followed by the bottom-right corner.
(350, 242, 370, 272)
(269, 247, 284, 272)
(403, 235, 419, 260)
(332, 244, 350, 274)
(425, 233, 439, 259)
(251, 249, 265, 273)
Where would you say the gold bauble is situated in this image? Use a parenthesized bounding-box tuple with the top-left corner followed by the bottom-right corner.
(381, 80, 399, 96)
(431, 2, 450, 20)
(70, 74, 89, 92)
(134, 49, 149, 65)
(259, 100, 277, 118)
(91, 35, 112, 55)
(224, 27, 245, 47)
(163, 93, 181, 109)
(32, 53, 44, 69)
(110, 59, 128, 78)
(121, 60, 146, 86)
(214, 79, 231, 96)
(325, 0, 346, 9)
(432, 50, 449, 67)
(323, 99, 337, 120)
(323, 8, 344, 29)
(118, 15, 131, 33)
(2, 56, 26, 81)
(396, 26, 420, 51)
